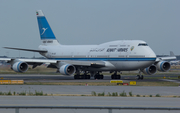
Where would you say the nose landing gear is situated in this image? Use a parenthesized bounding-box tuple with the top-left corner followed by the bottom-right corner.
(136, 75, 144, 80)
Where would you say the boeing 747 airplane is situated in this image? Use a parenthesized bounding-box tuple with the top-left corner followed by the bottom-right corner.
(0, 10, 176, 80)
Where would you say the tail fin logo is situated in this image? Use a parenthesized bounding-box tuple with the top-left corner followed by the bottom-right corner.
(41, 28, 48, 35)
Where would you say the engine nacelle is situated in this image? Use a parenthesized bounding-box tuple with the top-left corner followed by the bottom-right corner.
(12, 61, 28, 73)
(156, 61, 171, 72)
(142, 65, 157, 75)
(59, 64, 76, 75)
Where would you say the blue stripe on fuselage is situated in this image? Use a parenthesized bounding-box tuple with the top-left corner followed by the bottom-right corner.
(49, 58, 156, 61)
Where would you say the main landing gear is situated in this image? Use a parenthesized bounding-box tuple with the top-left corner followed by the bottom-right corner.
(74, 73, 90, 79)
(74, 71, 104, 79)
(94, 72, 104, 79)
(137, 71, 144, 80)
(111, 71, 121, 79)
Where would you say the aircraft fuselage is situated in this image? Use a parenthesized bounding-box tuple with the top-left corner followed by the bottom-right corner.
(39, 40, 156, 71)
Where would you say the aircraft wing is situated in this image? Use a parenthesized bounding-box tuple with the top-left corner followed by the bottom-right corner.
(4, 47, 47, 53)
(156, 51, 177, 62)
(0, 58, 105, 68)
(156, 56, 177, 62)
(0, 58, 56, 63)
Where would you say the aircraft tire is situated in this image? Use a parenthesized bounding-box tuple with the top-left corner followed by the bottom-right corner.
(80, 75, 85, 79)
(117, 75, 120, 79)
(85, 75, 90, 79)
(94, 75, 97, 79)
(140, 75, 144, 80)
(111, 74, 114, 79)
(74, 75, 77, 79)
(100, 75, 104, 79)
(94, 74, 103, 79)
(137, 75, 140, 80)
(74, 75, 79, 79)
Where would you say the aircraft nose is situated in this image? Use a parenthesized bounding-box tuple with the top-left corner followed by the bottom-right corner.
(149, 49, 156, 58)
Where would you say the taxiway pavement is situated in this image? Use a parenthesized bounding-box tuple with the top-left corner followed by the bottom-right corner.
(0, 96, 179, 113)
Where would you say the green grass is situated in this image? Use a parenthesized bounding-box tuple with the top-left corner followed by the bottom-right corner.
(19, 91, 26, 95)
(7, 91, 12, 95)
(129, 91, 133, 97)
(98, 92, 105, 96)
(112, 92, 118, 96)
(119, 91, 127, 97)
(35, 91, 43, 96)
(156, 94, 161, 97)
(136, 94, 140, 97)
(91, 91, 96, 96)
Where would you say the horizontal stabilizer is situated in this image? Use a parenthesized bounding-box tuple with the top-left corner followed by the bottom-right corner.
(4, 47, 47, 53)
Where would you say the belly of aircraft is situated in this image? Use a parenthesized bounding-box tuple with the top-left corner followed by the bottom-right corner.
(86, 60, 155, 71)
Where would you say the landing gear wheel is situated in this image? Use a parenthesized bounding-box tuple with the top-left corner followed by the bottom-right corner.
(111, 74, 121, 79)
(74, 75, 77, 79)
(74, 74, 80, 79)
(111, 74, 114, 79)
(94, 75, 97, 79)
(100, 75, 104, 79)
(117, 75, 121, 79)
(140, 75, 144, 80)
(74, 74, 90, 79)
(85, 75, 90, 79)
(79, 75, 84, 79)
(137, 75, 140, 80)
(94, 74, 104, 79)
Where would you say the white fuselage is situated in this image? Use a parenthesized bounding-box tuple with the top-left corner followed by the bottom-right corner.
(39, 40, 156, 71)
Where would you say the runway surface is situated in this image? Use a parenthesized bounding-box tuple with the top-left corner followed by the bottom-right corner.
(0, 74, 179, 83)
(0, 96, 179, 113)
(0, 74, 180, 113)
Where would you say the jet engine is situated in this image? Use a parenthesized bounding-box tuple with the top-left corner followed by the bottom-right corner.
(156, 61, 171, 72)
(142, 65, 157, 75)
(59, 64, 76, 75)
(12, 61, 28, 72)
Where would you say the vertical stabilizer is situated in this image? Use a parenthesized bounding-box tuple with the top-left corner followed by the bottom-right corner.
(36, 10, 60, 45)
(170, 51, 175, 56)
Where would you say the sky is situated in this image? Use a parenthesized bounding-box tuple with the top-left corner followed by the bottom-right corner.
(0, 0, 179, 57)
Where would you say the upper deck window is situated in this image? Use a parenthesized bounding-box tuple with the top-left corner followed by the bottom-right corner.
(138, 43, 148, 46)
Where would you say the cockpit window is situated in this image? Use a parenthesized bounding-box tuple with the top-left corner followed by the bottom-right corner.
(138, 43, 148, 46)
